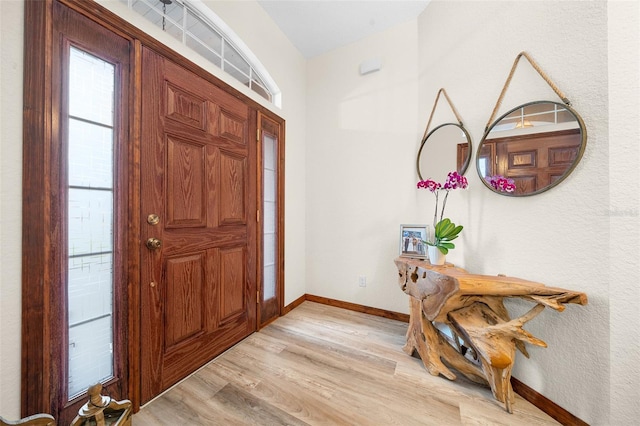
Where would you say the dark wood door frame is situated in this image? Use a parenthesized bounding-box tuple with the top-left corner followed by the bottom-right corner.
(257, 112, 285, 329)
(22, 0, 285, 418)
(22, 2, 133, 423)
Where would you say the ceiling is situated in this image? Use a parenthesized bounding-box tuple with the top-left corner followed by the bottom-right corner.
(257, 0, 431, 58)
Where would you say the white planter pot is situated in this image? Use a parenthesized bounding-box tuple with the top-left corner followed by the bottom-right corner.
(428, 246, 446, 265)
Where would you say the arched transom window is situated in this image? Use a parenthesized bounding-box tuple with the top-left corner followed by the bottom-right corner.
(118, 0, 281, 106)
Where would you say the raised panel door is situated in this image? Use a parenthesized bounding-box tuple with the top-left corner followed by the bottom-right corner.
(140, 47, 256, 403)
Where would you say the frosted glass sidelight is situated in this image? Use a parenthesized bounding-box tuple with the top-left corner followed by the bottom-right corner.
(68, 253, 113, 326)
(68, 118, 114, 188)
(263, 264, 276, 300)
(68, 253, 113, 398)
(69, 48, 114, 127)
(68, 189, 113, 256)
(263, 133, 277, 301)
(264, 170, 275, 202)
(263, 201, 276, 234)
(263, 134, 276, 169)
(67, 47, 115, 398)
(68, 315, 113, 397)
(264, 233, 275, 266)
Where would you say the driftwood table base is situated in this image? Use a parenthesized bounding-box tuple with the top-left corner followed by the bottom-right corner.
(395, 257, 587, 413)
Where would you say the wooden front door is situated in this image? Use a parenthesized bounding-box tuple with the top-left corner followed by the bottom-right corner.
(140, 47, 257, 403)
(494, 128, 581, 194)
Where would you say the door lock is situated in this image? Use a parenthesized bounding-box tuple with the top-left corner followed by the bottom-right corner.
(147, 213, 160, 225)
(145, 237, 162, 250)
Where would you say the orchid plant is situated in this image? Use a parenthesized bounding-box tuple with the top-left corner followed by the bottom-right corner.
(486, 175, 516, 193)
(417, 171, 468, 254)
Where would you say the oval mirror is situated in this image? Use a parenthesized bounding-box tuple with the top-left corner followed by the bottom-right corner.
(476, 101, 586, 196)
(416, 123, 472, 182)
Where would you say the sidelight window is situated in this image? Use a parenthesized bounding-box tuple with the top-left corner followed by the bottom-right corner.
(66, 47, 116, 398)
(263, 132, 277, 300)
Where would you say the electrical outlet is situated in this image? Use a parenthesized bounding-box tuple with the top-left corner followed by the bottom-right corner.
(358, 276, 367, 287)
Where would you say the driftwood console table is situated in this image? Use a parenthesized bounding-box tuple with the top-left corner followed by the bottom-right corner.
(394, 257, 587, 413)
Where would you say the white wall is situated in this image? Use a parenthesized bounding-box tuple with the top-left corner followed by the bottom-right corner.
(416, 2, 639, 424)
(305, 1, 639, 424)
(306, 20, 421, 314)
(0, 0, 24, 419)
(608, 1, 640, 424)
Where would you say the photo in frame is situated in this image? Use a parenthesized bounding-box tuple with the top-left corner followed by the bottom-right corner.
(399, 224, 429, 259)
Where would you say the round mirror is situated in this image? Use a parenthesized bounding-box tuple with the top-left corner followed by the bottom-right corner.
(416, 123, 472, 182)
(476, 101, 586, 196)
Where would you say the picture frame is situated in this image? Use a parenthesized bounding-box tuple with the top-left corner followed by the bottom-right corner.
(399, 224, 429, 259)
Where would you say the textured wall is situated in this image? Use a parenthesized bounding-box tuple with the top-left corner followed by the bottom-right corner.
(305, 20, 421, 314)
(0, 1, 24, 418)
(416, 1, 633, 424)
(607, 1, 640, 424)
(306, 0, 639, 424)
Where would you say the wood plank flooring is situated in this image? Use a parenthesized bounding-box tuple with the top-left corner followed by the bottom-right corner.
(133, 301, 560, 425)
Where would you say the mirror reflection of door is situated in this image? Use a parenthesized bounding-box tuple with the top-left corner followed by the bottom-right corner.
(493, 129, 581, 194)
(477, 143, 496, 179)
(417, 123, 472, 182)
(477, 101, 586, 196)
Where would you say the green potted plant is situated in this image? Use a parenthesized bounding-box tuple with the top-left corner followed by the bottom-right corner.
(430, 217, 463, 255)
(417, 171, 468, 265)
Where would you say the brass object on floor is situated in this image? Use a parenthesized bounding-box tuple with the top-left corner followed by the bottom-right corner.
(70, 384, 131, 426)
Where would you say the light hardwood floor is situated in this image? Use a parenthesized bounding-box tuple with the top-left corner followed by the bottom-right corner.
(133, 301, 560, 425)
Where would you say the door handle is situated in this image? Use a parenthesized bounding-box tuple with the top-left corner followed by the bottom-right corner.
(147, 213, 160, 225)
(145, 237, 162, 250)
